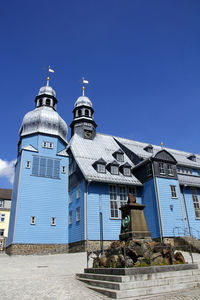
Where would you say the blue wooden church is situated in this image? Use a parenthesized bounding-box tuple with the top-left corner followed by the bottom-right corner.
(7, 79, 200, 254)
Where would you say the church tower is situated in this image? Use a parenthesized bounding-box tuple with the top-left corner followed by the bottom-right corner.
(70, 80, 97, 139)
(7, 78, 69, 255)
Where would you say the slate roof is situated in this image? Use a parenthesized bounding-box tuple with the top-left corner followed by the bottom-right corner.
(68, 133, 142, 185)
(178, 174, 200, 187)
(0, 188, 12, 200)
(115, 136, 200, 168)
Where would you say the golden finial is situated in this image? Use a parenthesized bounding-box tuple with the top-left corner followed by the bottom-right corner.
(161, 142, 164, 148)
(46, 76, 50, 86)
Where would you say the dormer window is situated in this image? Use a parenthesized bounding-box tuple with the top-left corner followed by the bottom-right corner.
(159, 162, 165, 175)
(144, 145, 153, 153)
(111, 165, 119, 175)
(113, 149, 124, 162)
(120, 162, 132, 176)
(124, 168, 131, 176)
(188, 154, 196, 162)
(97, 164, 106, 173)
(93, 158, 107, 173)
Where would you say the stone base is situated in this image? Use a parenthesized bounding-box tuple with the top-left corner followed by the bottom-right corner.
(120, 231, 151, 241)
(6, 243, 68, 255)
(68, 240, 118, 253)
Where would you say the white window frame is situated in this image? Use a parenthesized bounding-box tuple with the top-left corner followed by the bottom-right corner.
(167, 164, 173, 176)
(76, 184, 80, 199)
(123, 167, 131, 176)
(116, 153, 124, 162)
(31, 216, 36, 225)
(0, 200, 4, 208)
(97, 164, 106, 173)
(69, 211, 72, 225)
(76, 207, 80, 222)
(111, 165, 119, 175)
(0, 214, 5, 222)
(42, 141, 54, 149)
(69, 191, 73, 204)
(51, 217, 56, 226)
(170, 185, 177, 198)
(62, 166, 66, 174)
(159, 163, 165, 175)
(191, 188, 200, 219)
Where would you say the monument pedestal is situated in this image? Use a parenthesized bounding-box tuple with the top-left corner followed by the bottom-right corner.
(119, 203, 151, 241)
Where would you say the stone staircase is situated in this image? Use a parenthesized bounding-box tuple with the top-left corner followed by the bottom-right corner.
(76, 264, 200, 299)
(174, 236, 200, 253)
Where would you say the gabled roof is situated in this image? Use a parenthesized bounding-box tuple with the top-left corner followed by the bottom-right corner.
(22, 144, 38, 152)
(69, 133, 142, 186)
(56, 149, 69, 157)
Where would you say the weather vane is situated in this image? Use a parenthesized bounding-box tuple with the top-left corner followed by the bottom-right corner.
(46, 66, 55, 86)
(81, 77, 89, 96)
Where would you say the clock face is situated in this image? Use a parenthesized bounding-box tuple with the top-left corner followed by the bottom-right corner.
(84, 130, 92, 139)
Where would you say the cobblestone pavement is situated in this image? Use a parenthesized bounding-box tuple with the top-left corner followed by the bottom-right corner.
(0, 251, 200, 300)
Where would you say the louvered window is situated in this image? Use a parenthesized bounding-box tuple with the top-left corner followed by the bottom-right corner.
(32, 156, 60, 179)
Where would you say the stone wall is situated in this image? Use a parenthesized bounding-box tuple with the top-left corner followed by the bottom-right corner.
(6, 243, 68, 255)
(68, 240, 118, 253)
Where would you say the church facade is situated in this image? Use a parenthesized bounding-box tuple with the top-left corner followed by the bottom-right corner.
(7, 80, 200, 254)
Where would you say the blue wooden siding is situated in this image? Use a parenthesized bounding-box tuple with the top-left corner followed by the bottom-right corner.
(8, 134, 69, 245)
(21, 135, 38, 149)
(68, 181, 85, 243)
(142, 179, 160, 239)
(181, 186, 200, 239)
(156, 177, 185, 237)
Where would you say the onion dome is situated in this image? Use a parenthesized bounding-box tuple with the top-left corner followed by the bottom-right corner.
(74, 96, 92, 108)
(20, 79, 68, 143)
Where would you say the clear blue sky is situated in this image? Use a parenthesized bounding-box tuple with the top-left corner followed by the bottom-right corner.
(0, 0, 200, 188)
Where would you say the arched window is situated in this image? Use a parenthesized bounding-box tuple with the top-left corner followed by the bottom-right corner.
(85, 109, 89, 117)
(46, 99, 51, 106)
(78, 109, 82, 117)
(39, 99, 43, 106)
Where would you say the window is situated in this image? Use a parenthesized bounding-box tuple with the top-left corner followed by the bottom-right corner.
(76, 184, 80, 199)
(147, 164, 152, 176)
(31, 216, 36, 225)
(0, 200, 4, 208)
(32, 156, 60, 179)
(39, 99, 43, 106)
(62, 166, 66, 174)
(69, 192, 72, 203)
(167, 164, 173, 176)
(97, 164, 106, 173)
(159, 163, 165, 175)
(46, 99, 51, 106)
(111, 165, 119, 175)
(0, 214, 5, 222)
(51, 217, 56, 226)
(85, 109, 89, 117)
(69, 211, 72, 225)
(109, 185, 118, 218)
(0, 229, 4, 237)
(76, 207, 80, 222)
(116, 153, 124, 162)
(42, 141, 54, 149)
(170, 185, 177, 198)
(119, 186, 127, 208)
(191, 188, 200, 218)
(26, 161, 30, 169)
(78, 109, 82, 117)
(124, 167, 131, 176)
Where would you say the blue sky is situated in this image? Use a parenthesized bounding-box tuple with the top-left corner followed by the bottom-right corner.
(0, 0, 200, 188)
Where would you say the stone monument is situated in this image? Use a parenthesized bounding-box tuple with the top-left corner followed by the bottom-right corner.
(119, 194, 151, 241)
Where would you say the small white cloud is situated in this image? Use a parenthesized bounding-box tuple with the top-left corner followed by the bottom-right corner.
(0, 159, 17, 184)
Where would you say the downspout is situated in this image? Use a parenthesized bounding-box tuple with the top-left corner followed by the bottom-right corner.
(182, 185, 192, 237)
(152, 161, 163, 242)
(86, 179, 92, 252)
(177, 184, 187, 236)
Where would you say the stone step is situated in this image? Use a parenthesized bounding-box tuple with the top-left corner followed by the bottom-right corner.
(89, 281, 200, 299)
(77, 268, 200, 283)
(77, 274, 200, 291)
